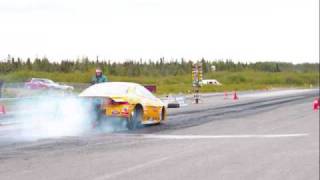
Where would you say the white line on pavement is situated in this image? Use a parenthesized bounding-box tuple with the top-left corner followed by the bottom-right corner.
(92, 133, 308, 180)
(142, 133, 309, 139)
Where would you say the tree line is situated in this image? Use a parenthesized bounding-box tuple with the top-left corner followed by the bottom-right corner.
(0, 57, 318, 76)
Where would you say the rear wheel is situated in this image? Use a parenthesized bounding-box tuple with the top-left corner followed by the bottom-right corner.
(154, 107, 165, 125)
(127, 106, 143, 130)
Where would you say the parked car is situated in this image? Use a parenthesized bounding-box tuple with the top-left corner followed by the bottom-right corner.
(25, 78, 74, 90)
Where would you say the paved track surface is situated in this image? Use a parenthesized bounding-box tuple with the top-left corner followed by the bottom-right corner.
(0, 89, 319, 180)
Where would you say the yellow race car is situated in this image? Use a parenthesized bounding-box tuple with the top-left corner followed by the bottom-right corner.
(79, 82, 166, 129)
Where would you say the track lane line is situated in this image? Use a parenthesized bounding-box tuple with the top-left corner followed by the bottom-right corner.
(141, 133, 309, 139)
(92, 133, 308, 180)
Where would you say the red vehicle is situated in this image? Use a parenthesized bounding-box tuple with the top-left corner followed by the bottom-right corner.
(25, 78, 73, 90)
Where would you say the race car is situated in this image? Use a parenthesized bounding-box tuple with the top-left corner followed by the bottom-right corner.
(25, 78, 74, 90)
(79, 82, 166, 129)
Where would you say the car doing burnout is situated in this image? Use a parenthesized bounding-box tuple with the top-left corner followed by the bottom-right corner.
(25, 78, 74, 90)
(79, 82, 166, 129)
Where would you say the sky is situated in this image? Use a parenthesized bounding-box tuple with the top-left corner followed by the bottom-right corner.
(0, 0, 319, 63)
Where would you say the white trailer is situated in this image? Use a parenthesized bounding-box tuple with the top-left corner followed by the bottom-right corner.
(200, 79, 222, 86)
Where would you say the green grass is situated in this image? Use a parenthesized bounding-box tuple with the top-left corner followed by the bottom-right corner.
(1, 70, 319, 95)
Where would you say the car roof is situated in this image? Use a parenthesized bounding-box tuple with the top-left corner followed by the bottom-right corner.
(101, 82, 138, 86)
(79, 82, 140, 97)
(91, 82, 140, 89)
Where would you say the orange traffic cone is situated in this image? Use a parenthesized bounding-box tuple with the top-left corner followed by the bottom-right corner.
(224, 91, 228, 99)
(0, 104, 6, 115)
(233, 91, 238, 100)
(313, 98, 319, 111)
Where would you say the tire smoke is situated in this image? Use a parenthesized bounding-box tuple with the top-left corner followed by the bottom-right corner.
(11, 93, 96, 140)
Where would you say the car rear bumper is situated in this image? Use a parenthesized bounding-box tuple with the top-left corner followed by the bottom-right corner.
(105, 104, 133, 118)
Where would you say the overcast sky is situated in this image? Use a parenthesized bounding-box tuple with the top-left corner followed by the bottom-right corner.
(0, 0, 318, 63)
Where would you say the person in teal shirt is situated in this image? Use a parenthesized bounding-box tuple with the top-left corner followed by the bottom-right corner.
(91, 68, 108, 84)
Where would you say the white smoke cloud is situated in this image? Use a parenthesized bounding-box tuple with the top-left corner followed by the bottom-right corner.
(0, 93, 127, 141)
(11, 94, 94, 140)
(1, 89, 131, 142)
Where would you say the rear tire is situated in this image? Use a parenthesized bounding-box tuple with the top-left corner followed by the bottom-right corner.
(127, 106, 143, 130)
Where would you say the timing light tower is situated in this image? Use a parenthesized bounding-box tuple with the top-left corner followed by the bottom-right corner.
(192, 62, 203, 104)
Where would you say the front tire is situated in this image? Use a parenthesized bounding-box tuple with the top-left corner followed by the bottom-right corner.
(161, 107, 165, 121)
(127, 106, 143, 130)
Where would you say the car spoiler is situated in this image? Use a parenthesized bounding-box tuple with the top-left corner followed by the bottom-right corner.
(79, 95, 127, 102)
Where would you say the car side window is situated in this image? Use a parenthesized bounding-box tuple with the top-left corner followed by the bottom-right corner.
(135, 86, 144, 97)
(136, 85, 156, 100)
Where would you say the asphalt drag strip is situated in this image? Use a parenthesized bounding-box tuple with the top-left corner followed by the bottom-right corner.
(0, 89, 318, 180)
